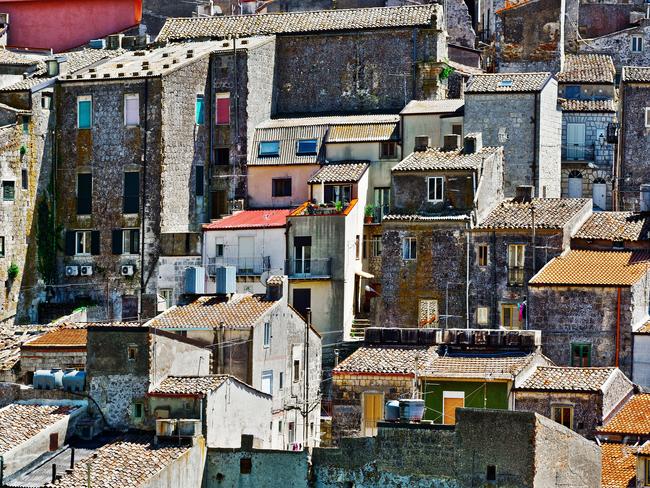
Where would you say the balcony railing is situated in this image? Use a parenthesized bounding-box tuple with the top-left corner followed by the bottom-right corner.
(507, 267, 526, 286)
(562, 143, 595, 161)
(371, 204, 391, 223)
(284, 258, 332, 279)
(207, 256, 270, 277)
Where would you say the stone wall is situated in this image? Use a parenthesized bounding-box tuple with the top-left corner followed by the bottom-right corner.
(537, 78, 562, 198)
(578, 4, 646, 39)
(20, 350, 86, 373)
(579, 22, 650, 73)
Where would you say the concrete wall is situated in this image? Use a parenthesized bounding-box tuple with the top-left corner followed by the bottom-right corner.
(537, 78, 562, 198)
(247, 164, 318, 209)
(150, 330, 211, 387)
(140, 436, 207, 488)
(402, 114, 464, 155)
(633, 334, 650, 388)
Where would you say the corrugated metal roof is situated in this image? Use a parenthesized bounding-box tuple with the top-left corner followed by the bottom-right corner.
(249, 124, 328, 166)
(328, 122, 398, 142)
(203, 209, 292, 230)
(258, 114, 399, 128)
(400, 99, 464, 115)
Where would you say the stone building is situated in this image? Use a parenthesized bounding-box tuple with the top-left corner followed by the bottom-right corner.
(514, 366, 633, 439)
(472, 192, 592, 329)
(572, 211, 650, 251)
(20, 326, 87, 378)
(528, 249, 650, 379)
(579, 20, 650, 73)
(557, 54, 617, 210)
(597, 393, 650, 444)
(377, 135, 504, 329)
(464, 72, 562, 198)
(617, 66, 650, 211)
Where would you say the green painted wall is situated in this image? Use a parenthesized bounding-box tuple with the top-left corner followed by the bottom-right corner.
(422, 380, 510, 423)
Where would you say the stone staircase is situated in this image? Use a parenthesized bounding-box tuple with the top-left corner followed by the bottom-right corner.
(350, 317, 371, 340)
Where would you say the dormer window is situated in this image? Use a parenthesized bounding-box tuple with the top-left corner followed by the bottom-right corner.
(296, 139, 318, 155)
(259, 141, 280, 157)
(497, 79, 513, 88)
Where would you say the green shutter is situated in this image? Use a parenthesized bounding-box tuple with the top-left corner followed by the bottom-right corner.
(78, 99, 92, 129)
(195, 95, 205, 125)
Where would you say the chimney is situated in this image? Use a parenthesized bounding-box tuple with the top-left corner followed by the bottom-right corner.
(463, 132, 483, 154)
(265, 275, 288, 303)
(414, 135, 430, 152)
(515, 185, 535, 203)
(443, 134, 461, 151)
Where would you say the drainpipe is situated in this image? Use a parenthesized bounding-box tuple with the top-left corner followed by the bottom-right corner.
(139, 78, 149, 319)
(615, 287, 621, 367)
(466, 222, 471, 329)
(411, 29, 417, 98)
(533, 91, 540, 196)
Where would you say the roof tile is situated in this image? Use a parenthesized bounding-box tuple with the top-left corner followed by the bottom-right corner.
(22, 328, 87, 348)
(574, 212, 650, 242)
(203, 209, 292, 230)
(477, 198, 590, 230)
(421, 354, 537, 379)
(400, 99, 464, 115)
(466, 72, 551, 93)
(392, 146, 501, 172)
(516, 366, 617, 392)
(560, 99, 616, 112)
(327, 121, 398, 143)
(333, 345, 429, 375)
(601, 443, 637, 488)
(308, 162, 369, 184)
(598, 394, 650, 435)
(557, 54, 615, 84)
(622, 66, 650, 83)
(150, 375, 230, 396)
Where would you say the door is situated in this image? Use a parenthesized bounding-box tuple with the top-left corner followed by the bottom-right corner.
(294, 236, 311, 275)
(593, 179, 607, 210)
(566, 123, 586, 160)
(49, 432, 59, 451)
(238, 236, 255, 273)
(374, 187, 390, 221)
(567, 171, 583, 198)
(443, 392, 465, 425)
(122, 295, 138, 321)
(210, 190, 227, 219)
(362, 392, 383, 436)
(292, 288, 311, 320)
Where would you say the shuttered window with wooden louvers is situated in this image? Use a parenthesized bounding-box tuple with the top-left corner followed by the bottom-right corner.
(123, 172, 140, 214)
(418, 299, 439, 328)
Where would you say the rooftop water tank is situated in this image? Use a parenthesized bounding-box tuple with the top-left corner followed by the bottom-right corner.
(385, 400, 400, 422)
(33, 369, 64, 390)
(399, 399, 425, 422)
(62, 370, 86, 392)
(215, 265, 236, 295)
(185, 266, 205, 294)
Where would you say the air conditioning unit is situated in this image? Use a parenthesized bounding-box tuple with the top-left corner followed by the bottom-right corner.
(80, 265, 93, 276)
(121, 265, 135, 276)
(65, 266, 79, 277)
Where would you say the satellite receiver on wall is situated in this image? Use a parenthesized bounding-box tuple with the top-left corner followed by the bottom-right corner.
(260, 270, 270, 288)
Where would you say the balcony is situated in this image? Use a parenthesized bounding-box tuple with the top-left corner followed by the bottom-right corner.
(562, 143, 595, 162)
(507, 267, 526, 287)
(207, 256, 270, 277)
(284, 258, 332, 279)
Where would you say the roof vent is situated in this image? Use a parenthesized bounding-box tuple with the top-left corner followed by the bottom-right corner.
(443, 134, 461, 151)
(414, 135, 430, 152)
(162, 52, 170, 58)
(514, 185, 535, 203)
(134, 50, 146, 56)
(118, 72, 125, 77)
(103, 73, 110, 78)
(241, 39, 248, 45)
(116, 63, 123, 68)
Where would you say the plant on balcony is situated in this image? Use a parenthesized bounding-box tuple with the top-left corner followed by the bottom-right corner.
(364, 204, 374, 223)
(335, 200, 343, 213)
(7, 262, 19, 281)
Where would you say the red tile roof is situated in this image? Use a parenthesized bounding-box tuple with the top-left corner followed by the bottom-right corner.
(601, 443, 637, 488)
(203, 209, 292, 231)
(598, 394, 650, 435)
(22, 328, 87, 348)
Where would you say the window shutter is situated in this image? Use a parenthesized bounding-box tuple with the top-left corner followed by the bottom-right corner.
(90, 231, 100, 255)
(123, 172, 140, 214)
(78, 98, 92, 129)
(195, 95, 205, 125)
(130, 229, 140, 254)
(195, 166, 204, 197)
(112, 229, 123, 254)
(216, 95, 230, 124)
(65, 231, 76, 256)
(77, 173, 92, 215)
(124, 94, 139, 126)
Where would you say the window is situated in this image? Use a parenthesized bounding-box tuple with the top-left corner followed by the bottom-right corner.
(497, 79, 513, 88)
(261, 370, 273, 394)
(122, 229, 140, 255)
(355, 235, 360, 260)
(77, 173, 92, 215)
(565, 85, 580, 99)
(22, 116, 29, 134)
(41, 93, 52, 110)
(501, 303, 523, 330)
(380, 141, 397, 159)
(571, 343, 591, 367)
(195, 165, 204, 197)
(402, 237, 416, 260)
(477, 307, 489, 325)
(159, 288, 173, 309)
(124, 94, 139, 126)
(427, 177, 444, 202)
(293, 288, 311, 319)
(279, 372, 284, 389)
(278, 421, 283, 433)
(21, 169, 28, 190)
(2, 181, 15, 201)
(272, 178, 291, 197)
(127, 345, 138, 361)
(77, 95, 92, 129)
(293, 359, 300, 382)
(362, 392, 383, 436)
(0, 236, 4, 257)
(370, 237, 382, 257)
(195, 94, 205, 125)
(259, 141, 280, 157)
(374, 187, 390, 221)
(507, 244, 525, 286)
(477, 244, 488, 266)
(133, 402, 144, 418)
(216, 92, 230, 125)
(452, 124, 463, 136)
(324, 184, 351, 204)
(215, 147, 230, 165)
(288, 422, 295, 444)
(632, 36, 643, 53)
(645, 107, 650, 128)
(551, 405, 573, 429)
(240, 458, 252, 474)
(645, 459, 650, 487)
(66, 230, 99, 256)
(75, 230, 92, 255)
(418, 299, 438, 328)
(486, 465, 497, 483)
(123, 172, 140, 214)
(296, 139, 317, 155)
(215, 243, 224, 257)
(263, 322, 271, 348)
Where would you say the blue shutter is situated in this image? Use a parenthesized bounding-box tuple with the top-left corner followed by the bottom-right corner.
(78, 99, 92, 129)
(195, 95, 205, 125)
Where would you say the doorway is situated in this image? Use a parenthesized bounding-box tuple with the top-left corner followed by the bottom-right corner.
(443, 391, 465, 425)
(593, 178, 607, 210)
(292, 288, 311, 320)
(567, 170, 583, 198)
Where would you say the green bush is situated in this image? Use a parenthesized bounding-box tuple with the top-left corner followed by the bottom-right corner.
(7, 262, 19, 280)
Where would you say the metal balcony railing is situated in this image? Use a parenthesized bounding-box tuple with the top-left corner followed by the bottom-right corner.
(372, 204, 390, 223)
(284, 258, 332, 279)
(207, 256, 270, 277)
(562, 143, 595, 161)
(507, 267, 526, 286)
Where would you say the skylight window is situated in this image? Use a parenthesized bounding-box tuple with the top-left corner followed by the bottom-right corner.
(296, 139, 318, 155)
(259, 141, 280, 157)
(498, 79, 513, 87)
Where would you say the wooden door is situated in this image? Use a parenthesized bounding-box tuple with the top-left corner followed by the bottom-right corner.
(49, 432, 59, 451)
(593, 182, 607, 210)
(363, 393, 383, 436)
(443, 394, 464, 425)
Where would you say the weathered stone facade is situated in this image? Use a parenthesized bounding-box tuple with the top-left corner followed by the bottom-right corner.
(579, 21, 650, 72)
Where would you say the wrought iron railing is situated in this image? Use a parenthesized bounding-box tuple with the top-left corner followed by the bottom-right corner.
(207, 256, 270, 276)
(284, 258, 332, 278)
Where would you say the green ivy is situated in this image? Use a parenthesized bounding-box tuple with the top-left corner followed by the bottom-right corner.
(36, 197, 59, 285)
(439, 65, 455, 81)
(7, 262, 19, 280)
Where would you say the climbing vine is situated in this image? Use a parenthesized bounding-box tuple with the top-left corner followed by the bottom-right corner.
(36, 196, 59, 285)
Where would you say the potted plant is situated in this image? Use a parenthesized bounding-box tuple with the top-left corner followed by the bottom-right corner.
(335, 200, 343, 213)
(364, 204, 374, 223)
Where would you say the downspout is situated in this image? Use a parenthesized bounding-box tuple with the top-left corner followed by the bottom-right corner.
(139, 78, 149, 318)
(411, 29, 417, 99)
(533, 91, 540, 196)
(466, 222, 470, 329)
(614, 87, 624, 211)
(615, 287, 621, 367)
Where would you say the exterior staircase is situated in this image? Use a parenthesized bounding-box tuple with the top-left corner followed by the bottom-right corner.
(350, 317, 371, 340)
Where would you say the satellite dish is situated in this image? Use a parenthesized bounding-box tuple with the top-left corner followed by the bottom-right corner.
(260, 270, 270, 288)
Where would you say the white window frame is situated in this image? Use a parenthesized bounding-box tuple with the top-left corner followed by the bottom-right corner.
(370, 237, 382, 257)
(418, 299, 439, 328)
(77, 95, 92, 129)
(477, 307, 489, 325)
(75, 230, 91, 256)
(263, 322, 271, 348)
(645, 107, 650, 128)
(261, 370, 273, 395)
(632, 36, 643, 53)
(402, 236, 417, 260)
(508, 244, 525, 268)
(122, 228, 140, 255)
(124, 93, 140, 127)
(427, 176, 444, 202)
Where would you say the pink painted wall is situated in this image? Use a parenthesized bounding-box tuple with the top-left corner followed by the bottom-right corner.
(0, 0, 142, 52)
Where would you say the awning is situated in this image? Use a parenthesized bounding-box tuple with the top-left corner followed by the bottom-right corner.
(355, 270, 374, 279)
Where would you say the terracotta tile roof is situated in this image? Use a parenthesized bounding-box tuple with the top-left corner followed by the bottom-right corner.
(1, 325, 54, 372)
(333, 345, 431, 375)
(622, 66, 650, 83)
(383, 213, 471, 222)
(635, 320, 650, 334)
(516, 366, 617, 392)
(598, 394, 650, 435)
(466, 72, 552, 93)
(0, 404, 80, 454)
(266, 275, 284, 286)
(150, 375, 230, 396)
(392, 146, 501, 172)
(203, 209, 292, 230)
(420, 353, 537, 380)
(638, 441, 650, 456)
(601, 443, 637, 488)
(560, 98, 616, 112)
(557, 54, 615, 84)
(51, 434, 189, 488)
(574, 212, 650, 242)
(0, 48, 44, 66)
(308, 162, 369, 184)
(22, 328, 87, 348)
(327, 121, 399, 143)
(529, 250, 650, 287)
(149, 294, 277, 329)
(400, 99, 464, 115)
(477, 198, 591, 230)
(157, 4, 440, 42)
